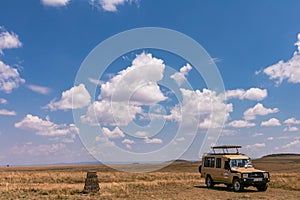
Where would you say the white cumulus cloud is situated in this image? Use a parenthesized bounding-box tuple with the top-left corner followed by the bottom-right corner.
(88, 77, 103, 86)
(41, 0, 70, 7)
(284, 126, 299, 132)
(245, 143, 266, 149)
(263, 33, 300, 85)
(175, 137, 186, 142)
(90, 0, 133, 12)
(0, 98, 7, 104)
(12, 143, 66, 156)
(284, 117, 300, 125)
(170, 63, 192, 86)
(144, 137, 163, 144)
(102, 127, 125, 138)
(42, 0, 137, 11)
(168, 88, 232, 130)
(99, 52, 167, 105)
(283, 118, 300, 132)
(100, 0, 127, 11)
(45, 84, 91, 111)
(81, 100, 142, 126)
(220, 129, 237, 136)
(296, 33, 300, 51)
(122, 138, 135, 149)
(0, 29, 22, 54)
(135, 131, 148, 137)
(122, 138, 135, 144)
(0, 61, 25, 93)
(228, 120, 256, 128)
(15, 114, 79, 136)
(27, 84, 51, 95)
(81, 53, 166, 127)
(267, 137, 274, 140)
(225, 88, 267, 101)
(95, 135, 115, 147)
(252, 132, 263, 137)
(243, 103, 279, 120)
(0, 109, 16, 116)
(282, 140, 300, 149)
(261, 118, 281, 127)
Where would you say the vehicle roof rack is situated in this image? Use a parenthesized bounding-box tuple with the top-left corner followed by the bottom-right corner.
(211, 145, 242, 154)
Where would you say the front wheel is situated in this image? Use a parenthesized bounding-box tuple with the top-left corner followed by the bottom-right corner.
(232, 179, 244, 192)
(206, 175, 214, 188)
(256, 183, 268, 191)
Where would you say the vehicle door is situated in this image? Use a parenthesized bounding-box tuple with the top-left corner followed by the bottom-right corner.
(213, 157, 224, 182)
(220, 159, 231, 183)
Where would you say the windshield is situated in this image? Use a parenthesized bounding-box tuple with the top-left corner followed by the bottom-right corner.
(229, 159, 252, 168)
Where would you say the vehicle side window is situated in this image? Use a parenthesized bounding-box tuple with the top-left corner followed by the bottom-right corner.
(204, 157, 215, 168)
(204, 157, 209, 167)
(211, 157, 215, 167)
(216, 158, 221, 168)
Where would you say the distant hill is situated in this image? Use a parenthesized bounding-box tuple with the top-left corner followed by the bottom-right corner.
(170, 159, 191, 163)
(261, 153, 300, 159)
(253, 153, 300, 173)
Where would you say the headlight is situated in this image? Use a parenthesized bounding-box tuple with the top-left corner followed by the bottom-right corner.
(263, 172, 269, 178)
(242, 173, 248, 178)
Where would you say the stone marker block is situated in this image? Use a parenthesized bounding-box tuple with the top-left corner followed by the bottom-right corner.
(83, 171, 100, 193)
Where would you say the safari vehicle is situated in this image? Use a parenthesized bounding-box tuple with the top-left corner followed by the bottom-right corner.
(199, 145, 270, 192)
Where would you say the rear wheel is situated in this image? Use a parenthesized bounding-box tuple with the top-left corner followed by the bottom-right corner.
(206, 175, 214, 188)
(256, 183, 268, 191)
(232, 179, 244, 192)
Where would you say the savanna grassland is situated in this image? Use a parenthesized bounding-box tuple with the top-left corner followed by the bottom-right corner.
(0, 155, 300, 200)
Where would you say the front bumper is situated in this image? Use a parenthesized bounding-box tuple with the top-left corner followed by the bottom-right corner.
(241, 178, 270, 186)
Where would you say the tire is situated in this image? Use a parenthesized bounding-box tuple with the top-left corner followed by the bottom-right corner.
(206, 175, 214, 188)
(232, 179, 244, 192)
(256, 183, 268, 192)
(198, 165, 202, 173)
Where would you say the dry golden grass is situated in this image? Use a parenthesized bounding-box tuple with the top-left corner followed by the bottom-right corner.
(0, 167, 200, 199)
(0, 155, 299, 199)
(269, 173, 300, 191)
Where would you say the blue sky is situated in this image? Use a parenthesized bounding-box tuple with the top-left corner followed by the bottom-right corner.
(0, 0, 300, 166)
